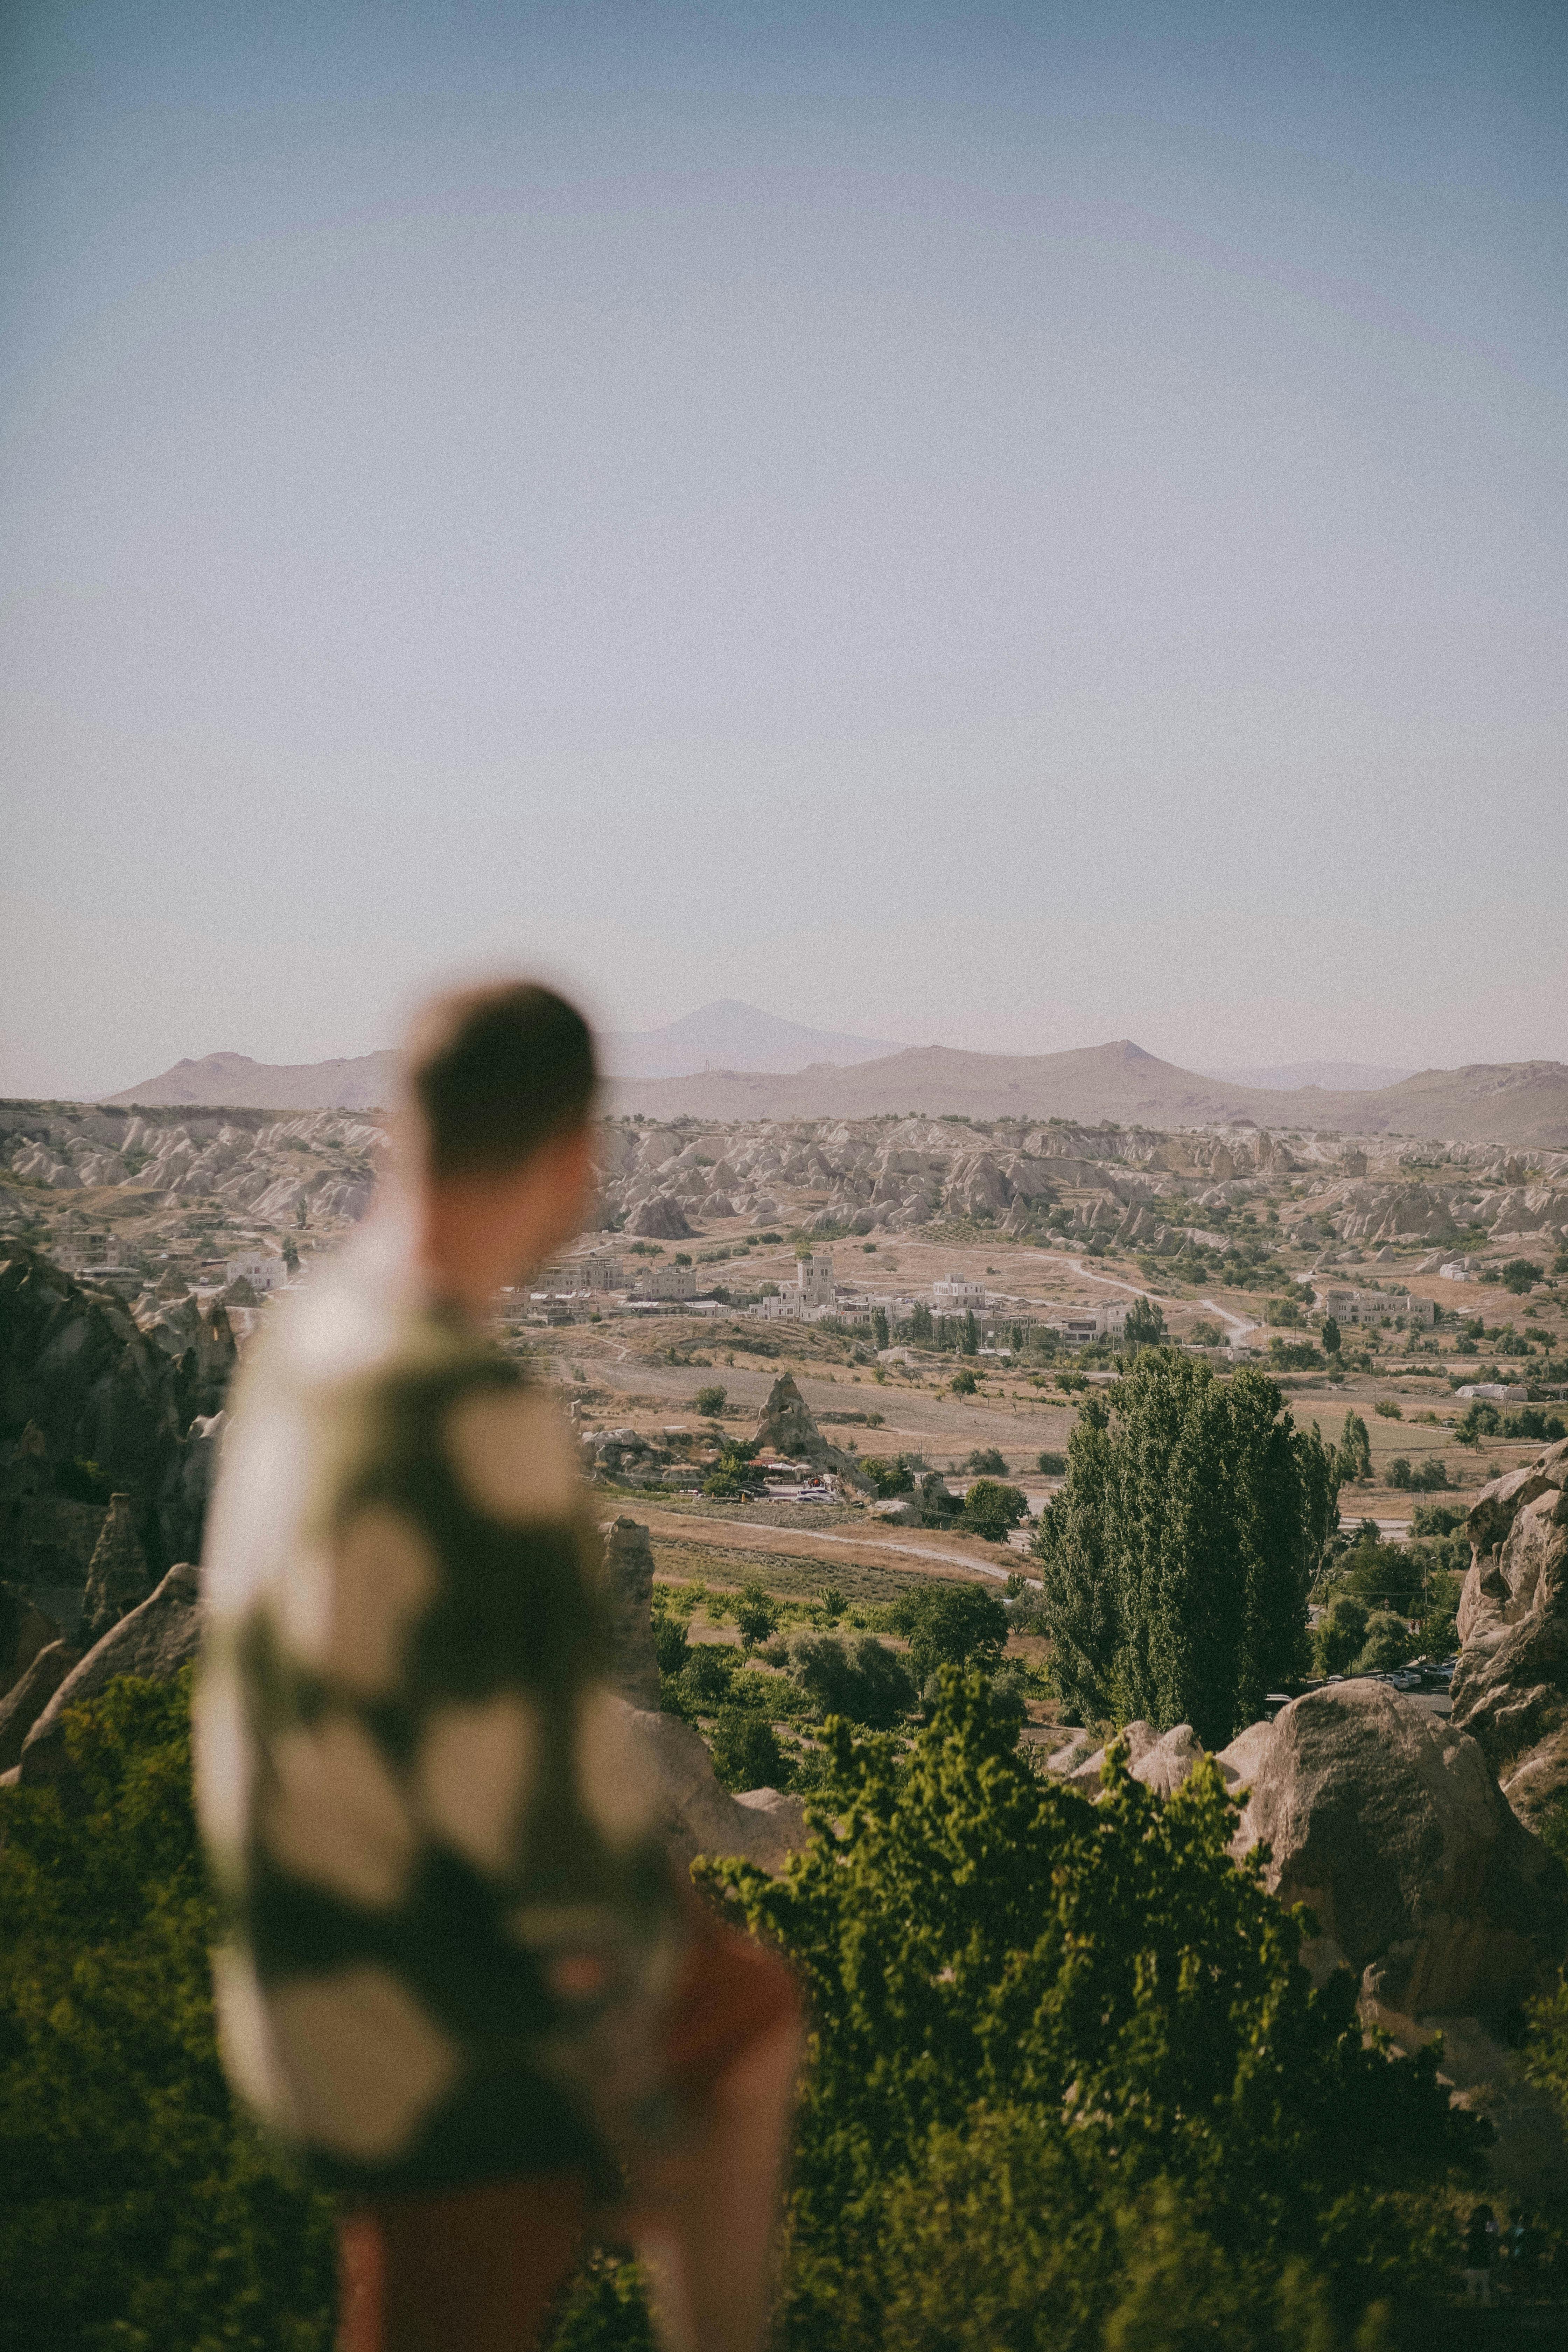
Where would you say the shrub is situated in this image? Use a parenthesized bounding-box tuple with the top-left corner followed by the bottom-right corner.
(1499, 1258, 1544, 1295)
(886, 1584, 1008, 1684)
(0, 1673, 336, 2350)
(785, 1632, 915, 1730)
(1353, 1611, 1413, 1674)
(734, 1582, 781, 1653)
(1410, 1502, 1466, 1538)
(964, 1447, 1009, 1476)
(694, 1384, 727, 1417)
(703, 1676, 1479, 2352)
(1037, 1450, 1067, 1476)
(960, 1478, 1028, 1543)
(709, 1707, 787, 1792)
(1455, 1403, 1499, 1444)
(651, 1612, 690, 1679)
(1387, 1458, 1413, 1490)
(1314, 1594, 1370, 1676)
(1188, 1320, 1224, 1349)
(950, 1367, 978, 1395)
(1375, 1400, 1402, 1420)
(861, 1454, 914, 1498)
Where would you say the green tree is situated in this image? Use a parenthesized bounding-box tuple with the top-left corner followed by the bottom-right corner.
(818, 1585, 847, 1625)
(961, 1310, 980, 1356)
(1124, 1297, 1167, 1348)
(964, 1447, 1009, 1476)
(960, 1479, 1029, 1543)
(950, 1367, 978, 1395)
(1189, 1320, 1223, 1349)
(1037, 1449, 1067, 1476)
(1336, 1411, 1372, 1484)
(694, 1383, 727, 1417)
(1034, 1354, 1339, 1746)
(862, 1455, 914, 1498)
(1353, 1612, 1413, 1674)
(785, 1632, 915, 1730)
(908, 1301, 934, 1343)
(1313, 1595, 1369, 1676)
(1320, 1316, 1341, 1357)
(871, 1308, 889, 1351)
(1499, 1258, 1544, 1295)
(888, 1584, 1008, 1684)
(734, 1581, 781, 1653)
(709, 1706, 787, 1792)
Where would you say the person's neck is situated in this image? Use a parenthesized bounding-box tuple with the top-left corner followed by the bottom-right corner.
(408, 1188, 553, 1322)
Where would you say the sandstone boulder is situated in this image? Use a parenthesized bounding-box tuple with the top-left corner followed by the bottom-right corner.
(18, 1560, 203, 1786)
(1450, 1437, 1568, 1831)
(616, 1704, 808, 1875)
(1232, 1682, 1567, 2017)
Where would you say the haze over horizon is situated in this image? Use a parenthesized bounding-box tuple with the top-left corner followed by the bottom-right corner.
(4, 2, 1565, 1101)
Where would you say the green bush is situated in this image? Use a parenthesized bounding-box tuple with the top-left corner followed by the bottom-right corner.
(0, 1672, 336, 2351)
(1314, 1595, 1369, 1677)
(1037, 1449, 1067, 1476)
(1353, 1612, 1413, 1675)
(785, 1632, 916, 1730)
(963, 1447, 1009, 1476)
(693, 1384, 727, 1417)
(861, 1454, 914, 1498)
(886, 1583, 1008, 1684)
(950, 1367, 978, 1395)
(709, 1707, 787, 1792)
(1499, 1258, 1544, 1295)
(960, 1477, 1029, 1543)
(702, 1675, 1479, 2351)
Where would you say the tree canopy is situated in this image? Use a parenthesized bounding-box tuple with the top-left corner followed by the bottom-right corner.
(1032, 1352, 1340, 1746)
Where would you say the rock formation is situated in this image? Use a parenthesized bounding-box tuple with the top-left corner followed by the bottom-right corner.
(0, 1250, 236, 1605)
(1057, 1682, 1568, 2021)
(614, 1704, 808, 1875)
(1231, 1682, 1566, 2017)
(0, 1637, 79, 1772)
(16, 1559, 203, 1786)
(1450, 1436, 1568, 1830)
(628, 1194, 694, 1240)
(601, 1514, 660, 1709)
(753, 1372, 828, 1462)
(80, 1493, 153, 1644)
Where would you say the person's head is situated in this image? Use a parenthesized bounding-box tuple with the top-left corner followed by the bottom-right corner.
(401, 981, 598, 1303)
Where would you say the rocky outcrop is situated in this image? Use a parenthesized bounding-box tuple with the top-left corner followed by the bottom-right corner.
(1231, 1683, 1566, 2017)
(602, 1514, 660, 1708)
(0, 1637, 79, 1771)
(0, 1249, 237, 1584)
(754, 1372, 828, 1462)
(0, 1577, 62, 1692)
(16, 1559, 203, 1786)
(81, 1493, 152, 1644)
(628, 1194, 694, 1240)
(1450, 1438, 1568, 1831)
(1055, 1683, 1567, 2021)
(615, 1703, 808, 1875)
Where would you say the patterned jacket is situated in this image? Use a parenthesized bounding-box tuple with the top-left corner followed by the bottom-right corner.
(195, 1227, 681, 2197)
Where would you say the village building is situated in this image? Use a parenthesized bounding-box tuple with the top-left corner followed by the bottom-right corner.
(224, 1251, 288, 1295)
(1319, 1285, 1436, 1329)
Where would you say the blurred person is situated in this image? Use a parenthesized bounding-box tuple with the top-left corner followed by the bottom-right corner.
(195, 981, 801, 2352)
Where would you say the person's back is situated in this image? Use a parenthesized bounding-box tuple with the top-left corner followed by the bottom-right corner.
(196, 982, 800, 2352)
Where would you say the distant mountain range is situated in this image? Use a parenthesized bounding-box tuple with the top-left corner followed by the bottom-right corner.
(92, 1012, 1568, 1147)
(1200, 1060, 1416, 1093)
(104, 1002, 899, 1110)
(602, 999, 897, 1078)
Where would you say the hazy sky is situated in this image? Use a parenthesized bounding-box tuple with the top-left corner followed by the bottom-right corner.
(3, 1, 1564, 1097)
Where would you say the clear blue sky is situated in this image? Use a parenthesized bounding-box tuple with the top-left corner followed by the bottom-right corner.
(2, 2, 1564, 1094)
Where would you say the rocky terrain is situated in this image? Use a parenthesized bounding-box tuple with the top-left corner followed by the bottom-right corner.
(1452, 1436, 1568, 1832)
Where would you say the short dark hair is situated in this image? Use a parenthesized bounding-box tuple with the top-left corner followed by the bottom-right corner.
(405, 982, 596, 1179)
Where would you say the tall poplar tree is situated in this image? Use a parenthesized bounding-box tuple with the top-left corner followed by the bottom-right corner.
(1033, 1353, 1339, 1746)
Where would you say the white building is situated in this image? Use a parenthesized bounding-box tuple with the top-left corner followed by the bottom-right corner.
(631, 1261, 697, 1302)
(797, 1252, 836, 1309)
(1457, 1382, 1528, 1404)
(538, 1251, 623, 1294)
(933, 1274, 987, 1311)
(1319, 1286, 1436, 1329)
(225, 1251, 288, 1294)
